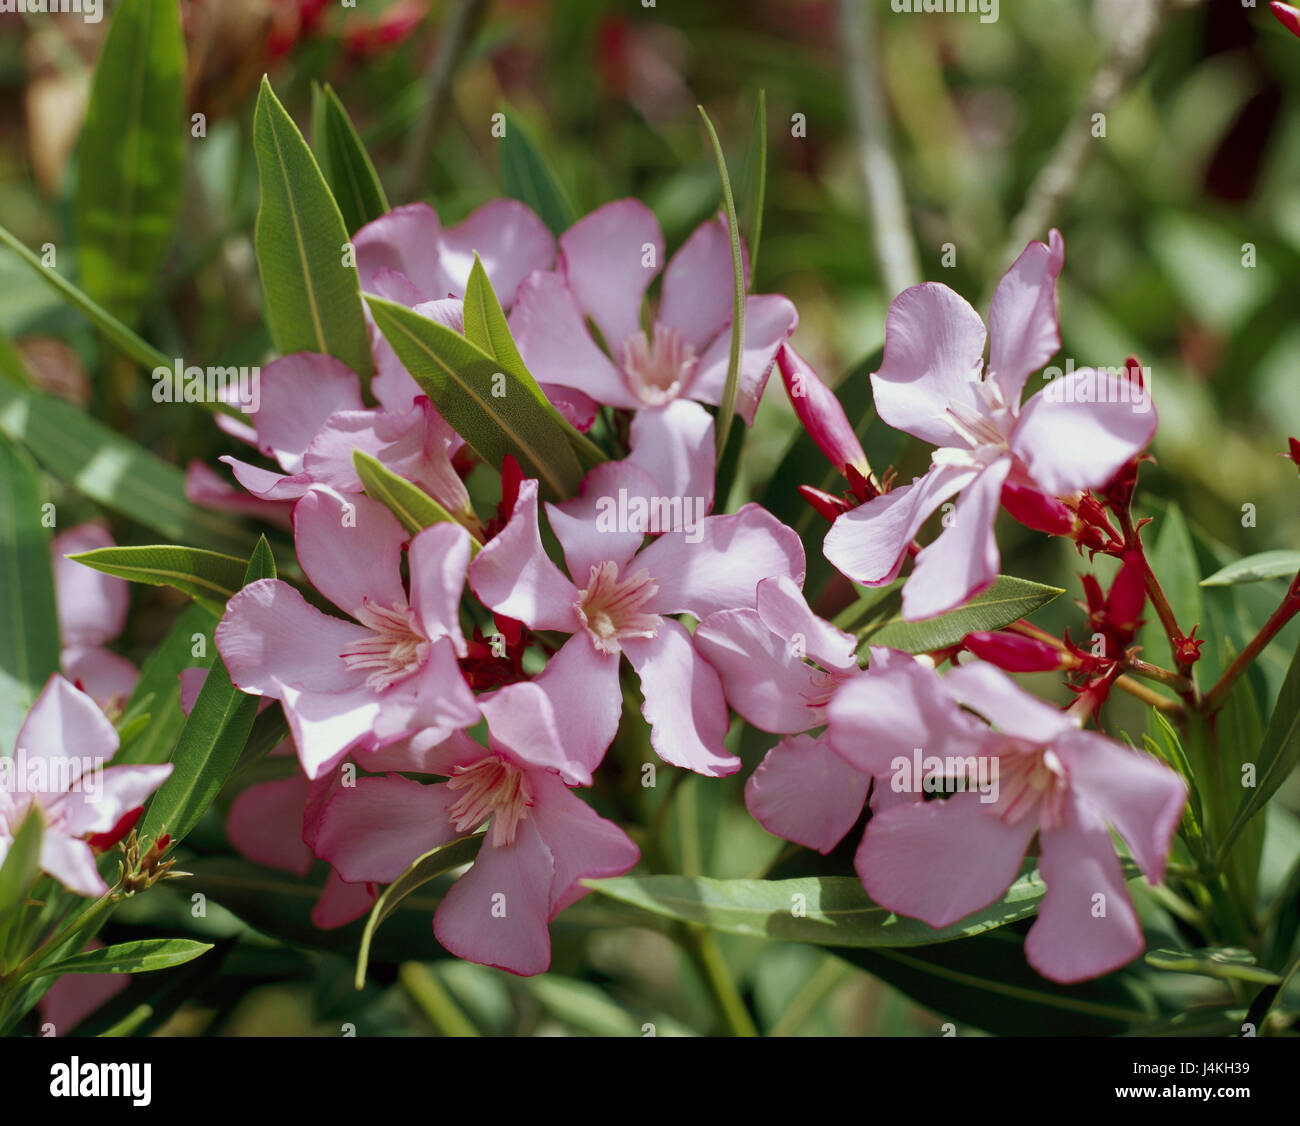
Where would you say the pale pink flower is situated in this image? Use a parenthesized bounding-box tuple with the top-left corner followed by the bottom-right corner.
(508, 200, 798, 427)
(824, 232, 1156, 620)
(1, 676, 172, 898)
(215, 488, 479, 779)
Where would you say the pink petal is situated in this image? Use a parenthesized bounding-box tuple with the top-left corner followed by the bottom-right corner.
(227, 775, 314, 877)
(354, 203, 443, 300)
(185, 461, 292, 527)
(541, 383, 599, 431)
(436, 199, 556, 306)
(823, 461, 975, 587)
(433, 818, 556, 976)
(51, 763, 172, 838)
(480, 679, 595, 785)
(52, 524, 127, 647)
(37, 942, 128, 1032)
(1012, 368, 1157, 498)
(941, 660, 1075, 744)
(312, 871, 376, 929)
(15, 674, 118, 763)
(755, 575, 857, 671)
(1054, 730, 1187, 883)
(636, 503, 805, 618)
(559, 199, 664, 353)
(625, 398, 716, 510)
(902, 457, 1011, 621)
(468, 479, 580, 632)
(370, 299, 464, 410)
(688, 294, 799, 424)
(276, 680, 382, 779)
(657, 213, 748, 352)
(508, 270, 640, 408)
(987, 229, 1064, 405)
(252, 354, 363, 474)
(529, 634, 622, 782)
(622, 620, 738, 777)
(777, 344, 870, 477)
(60, 646, 139, 711)
(40, 833, 107, 898)
(220, 456, 312, 502)
(1025, 792, 1144, 983)
(315, 774, 460, 883)
(369, 639, 479, 748)
(407, 523, 471, 654)
(870, 283, 988, 446)
(547, 459, 662, 580)
(746, 734, 869, 854)
(292, 488, 408, 620)
(856, 791, 1037, 928)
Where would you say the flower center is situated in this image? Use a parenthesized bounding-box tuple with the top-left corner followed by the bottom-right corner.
(575, 562, 661, 655)
(339, 600, 429, 690)
(990, 746, 1067, 828)
(446, 756, 534, 847)
(620, 323, 697, 406)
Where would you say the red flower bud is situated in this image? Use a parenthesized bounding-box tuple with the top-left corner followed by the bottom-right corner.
(778, 345, 870, 481)
(1284, 437, 1300, 474)
(798, 484, 851, 522)
(1272, 2, 1300, 39)
(963, 631, 1067, 672)
(1107, 551, 1147, 634)
(1001, 483, 1076, 536)
(86, 807, 143, 853)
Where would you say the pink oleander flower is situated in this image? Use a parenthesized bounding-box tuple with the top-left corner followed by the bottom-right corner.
(215, 488, 479, 779)
(507, 199, 798, 428)
(52, 524, 139, 714)
(469, 400, 805, 777)
(827, 659, 1188, 983)
(694, 575, 859, 735)
(1, 676, 172, 898)
(313, 682, 640, 976)
(215, 353, 474, 530)
(1272, 2, 1300, 38)
(824, 231, 1157, 621)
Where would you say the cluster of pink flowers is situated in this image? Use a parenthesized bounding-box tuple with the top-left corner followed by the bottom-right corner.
(26, 194, 1192, 983)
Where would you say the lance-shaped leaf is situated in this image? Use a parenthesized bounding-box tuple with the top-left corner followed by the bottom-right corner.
(20, 939, 213, 983)
(0, 383, 253, 555)
(76, 0, 186, 327)
(858, 575, 1064, 654)
(0, 807, 43, 930)
(355, 834, 484, 989)
(1146, 947, 1282, 986)
(499, 108, 576, 237)
(0, 435, 60, 748)
(67, 545, 249, 616)
(311, 82, 390, 235)
(139, 538, 275, 846)
(584, 865, 1051, 948)
(353, 450, 482, 549)
(1202, 550, 1300, 587)
(366, 296, 584, 500)
(253, 77, 372, 378)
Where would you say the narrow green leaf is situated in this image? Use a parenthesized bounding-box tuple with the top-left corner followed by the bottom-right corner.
(366, 296, 584, 500)
(353, 449, 482, 549)
(1145, 947, 1281, 986)
(0, 382, 253, 555)
(0, 807, 43, 929)
(585, 866, 1051, 948)
(139, 538, 274, 845)
(25, 939, 212, 982)
(697, 105, 745, 458)
(355, 834, 484, 989)
(859, 575, 1064, 654)
(76, 0, 186, 327)
(1202, 550, 1300, 587)
(0, 435, 60, 748)
(499, 108, 576, 237)
(67, 545, 249, 616)
(738, 89, 767, 282)
(315, 83, 390, 234)
(1138, 502, 1203, 675)
(253, 77, 372, 378)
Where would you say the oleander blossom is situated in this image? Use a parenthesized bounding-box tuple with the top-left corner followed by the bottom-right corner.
(313, 682, 639, 976)
(824, 231, 1157, 621)
(469, 400, 805, 777)
(215, 488, 479, 779)
(508, 199, 798, 428)
(1, 676, 172, 898)
(827, 659, 1188, 983)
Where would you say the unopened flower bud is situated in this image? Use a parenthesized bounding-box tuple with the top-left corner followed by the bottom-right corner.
(798, 484, 852, 522)
(1272, 2, 1300, 39)
(778, 345, 871, 481)
(1001, 483, 1075, 536)
(963, 631, 1068, 672)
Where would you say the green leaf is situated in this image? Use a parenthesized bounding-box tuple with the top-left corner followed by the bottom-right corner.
(1201, 550, 1300, 587)
(76, 0, 186, 327)
(859, 575, 1064, 654)
(499, 108, 576, 237)
(253, 77, 372, 378)
(313, 83, 390, 235)
(355, 834, 484, 989)
(1145, 947, 1281, 986)
(1218, 630, 1300, 866)
(25, 939, 212, 982)
(139, 538, 274, 845)
(697, 105, 745, 458)
(366, 296, 584, 500)
(517, 974, 646, 1037)
(1138, 502, 1203, 675)
(0, 383, 253, 555)
(738, 89, 767, 281)
(0, 434, 60, 748)
(353, 449, 482, 548)
(585, 865, 1050, 948)
(0, 332, 32, 389)
(115, 604, 216, 766)
(67, 544, 250, 616)
(0, 807, 43, 930)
